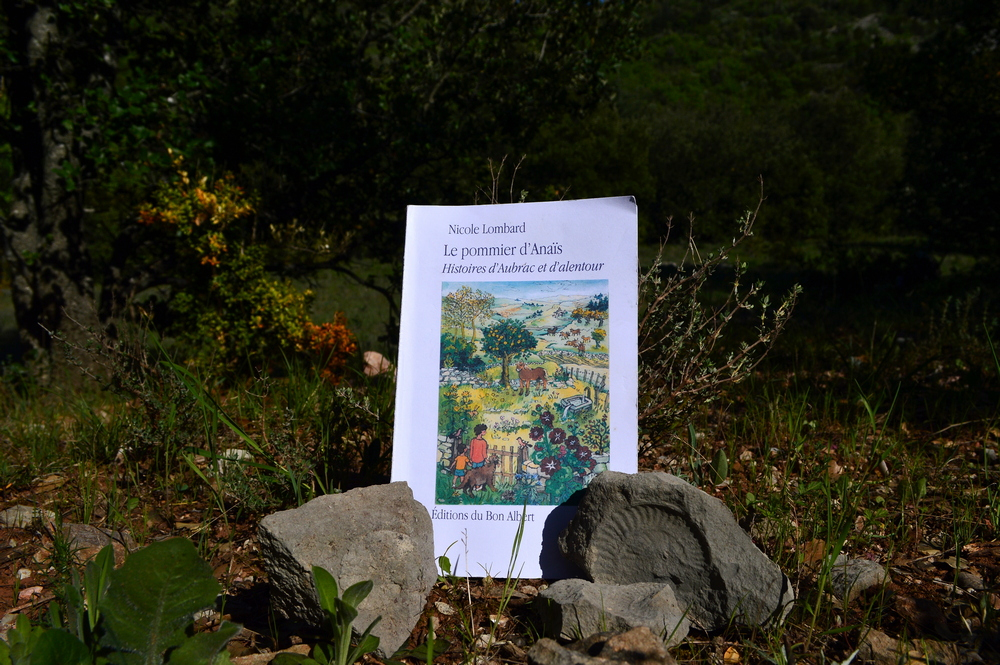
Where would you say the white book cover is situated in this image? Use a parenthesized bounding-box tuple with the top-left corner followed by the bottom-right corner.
(391, 197, 638, 578)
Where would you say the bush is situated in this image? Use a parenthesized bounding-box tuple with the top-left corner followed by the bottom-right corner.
(137, 155, 356, 380)
(639, 190, 800, 450)
(440, 333, 485, 373)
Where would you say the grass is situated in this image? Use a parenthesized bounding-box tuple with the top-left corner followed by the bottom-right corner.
(1, 255, 999, 663)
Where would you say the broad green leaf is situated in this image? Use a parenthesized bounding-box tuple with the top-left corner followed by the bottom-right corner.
(0, 638, 10, 665)
(166, 621, 240, 665)
(29, 629, 91, 665)
(340, 580, 372, 610)
(100, 538, 220, 665)
(311, 566, 339, 615)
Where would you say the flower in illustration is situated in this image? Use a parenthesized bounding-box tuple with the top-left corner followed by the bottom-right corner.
(549, 428, 567, 446)
(529, 426, 544, 441)
(540, 457, 562, 475)
(540, 411, 554, 428)
(566, 435, 580, 450)
(558, 445, 567, 456)
(575, 446, 593, 462)
(587, 459, 597, 471)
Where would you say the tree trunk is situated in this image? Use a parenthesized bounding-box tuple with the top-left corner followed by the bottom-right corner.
(1, 2, 102, 379)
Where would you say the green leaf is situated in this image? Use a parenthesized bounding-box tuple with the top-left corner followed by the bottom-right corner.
(331, 598, 357, 626)
(166, 621, 240, 665)
(0, 638, 11, 665)
(270, 654, 317, 665)
(100, 538, 220, 665)
(28, 629, 91, 665)
(311, 566, 339, 615)
(340, 580, 372, 610)
(84, 544, 115, 633)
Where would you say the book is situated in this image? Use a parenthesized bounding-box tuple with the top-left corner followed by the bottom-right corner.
(392, 197, 638, 578)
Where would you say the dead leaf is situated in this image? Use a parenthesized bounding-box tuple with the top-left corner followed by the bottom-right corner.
(723, 646, 741, 663)
(801, 538, 826, 571)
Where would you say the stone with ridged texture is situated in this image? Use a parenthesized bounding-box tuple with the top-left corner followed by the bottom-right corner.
(559, 472, 794, 631)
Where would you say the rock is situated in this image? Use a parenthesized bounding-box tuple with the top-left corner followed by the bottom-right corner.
(559, 472, 794, 631)
(258, 482, 435, 658)
(230, 644, 311, 665)
(829, 556, 888, 604)
(0, 505, 56, 529)
(955, 570, 984, 591)
(537, 579, 689, 645)
(363, 351, 393, 377)
(857, 627, 963, 665)
(62, 523, 136, 551)
(528, 627, 677, 665)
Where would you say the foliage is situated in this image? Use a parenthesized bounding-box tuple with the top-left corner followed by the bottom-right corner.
(638, 193, 800, 447)
(480, 319, 536, 389)
(0, 539, 238, 665)
(272, 569, 380, 665)
(525, 407, 598, 505)
(863, 0, 1000, 258)
(439, 385, 477, 441)
(439, 334, 485, 373)
(136, 161, 356, 378)
(441, 288, 495, 342)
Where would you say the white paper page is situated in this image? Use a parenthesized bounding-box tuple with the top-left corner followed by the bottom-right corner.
(392, 197, 638, 578)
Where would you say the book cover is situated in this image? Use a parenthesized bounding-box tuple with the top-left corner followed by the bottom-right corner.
(392, 197, 638, 578)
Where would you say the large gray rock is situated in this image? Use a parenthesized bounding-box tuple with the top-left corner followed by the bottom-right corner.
(537, 579, 689, 645)
(559, 472, 794, 631)
(258, 482, 435, 658)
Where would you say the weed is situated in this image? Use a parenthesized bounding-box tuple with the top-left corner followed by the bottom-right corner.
(272, 570, 381, 665)
(638, 184, 800, 451)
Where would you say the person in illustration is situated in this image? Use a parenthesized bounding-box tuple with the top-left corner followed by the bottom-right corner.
(469, 424, 489, 468)
(449, 443, 470, 488)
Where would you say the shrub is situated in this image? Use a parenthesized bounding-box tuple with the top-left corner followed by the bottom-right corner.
(439, 333, 485, 373)
(137, 155, 356, 379)
(639, 190, 800, 451)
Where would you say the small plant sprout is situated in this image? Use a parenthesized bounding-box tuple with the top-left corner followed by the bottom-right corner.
(274, 568, 381, 665)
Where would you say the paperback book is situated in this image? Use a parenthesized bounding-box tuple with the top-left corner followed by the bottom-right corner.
(392, 197, 638, 578)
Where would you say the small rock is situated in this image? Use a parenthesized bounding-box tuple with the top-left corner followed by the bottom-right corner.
(983, 448, 998, 466)
(363, 351, 393, 377)
(955, 570, 984, 591)
(830, 556, 889, 604)
(537, 579, 689, 645)
(215, 448, 254, 475)
(230, 644, 311, 664)
(857, 627, 962, 665)
(435, 601, 456, 616)
(62, 523, 137, 551)
(0, 505, 56, 529)
(528, 627, 677, 665)
(15, 568, 31, 580)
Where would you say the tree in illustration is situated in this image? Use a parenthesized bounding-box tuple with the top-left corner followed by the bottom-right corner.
(481, 318, 537, 389)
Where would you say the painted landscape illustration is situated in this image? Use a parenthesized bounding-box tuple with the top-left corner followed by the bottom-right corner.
(436, 280, 611, 506)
